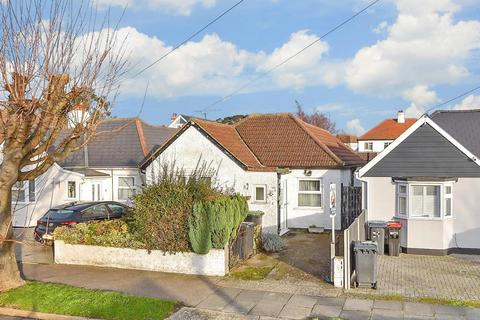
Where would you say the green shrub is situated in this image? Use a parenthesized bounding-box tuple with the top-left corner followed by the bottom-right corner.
(210, 199, 231, 248)
(54, 220, 144, 249)
(189, 202, 212, 254)
(262, 233, 285, 253)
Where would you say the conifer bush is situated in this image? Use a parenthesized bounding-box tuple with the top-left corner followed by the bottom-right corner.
(188, 202, 212, 254)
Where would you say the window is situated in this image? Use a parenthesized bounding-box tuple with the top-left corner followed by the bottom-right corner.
(298, 179, 322, 207)
(397, 184, 407, 216)
(411, 185, 440, 218)
(28, 180, 35, 202)
(118, 177, 135, 201)
(384, 142, 391, 148)
(364, 142, 373, 151)
(67, 181, 76, 199)
(82, 204, 109, 218)
(396, 182, 452, 218)
(254, 185, 266, 202)
(107, 204, 127, 215)
(12, 181, 25, 203)
(444, 185, 453, 217)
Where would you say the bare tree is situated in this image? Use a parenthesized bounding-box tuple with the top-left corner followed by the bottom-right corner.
(295, 100, 337, 133)
(0, 0, 127, 290)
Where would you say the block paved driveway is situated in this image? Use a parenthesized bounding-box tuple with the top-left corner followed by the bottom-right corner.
(353, 254, 480, 301)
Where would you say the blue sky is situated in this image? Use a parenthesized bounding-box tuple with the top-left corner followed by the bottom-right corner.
(94, 0, 480, 134)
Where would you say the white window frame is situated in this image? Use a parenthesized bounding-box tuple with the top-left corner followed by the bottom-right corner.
(384, 142, 391, 149)
(118, 176, 135, 201)
(395, 181, 454, 220)
(253, 185, 267, 203)
(297, 178, 323, 208)
(67, 181, 77, 199)
(12, 181, 26, 203)
(364, 142, 373, 151)
(397, 183, 408, 217)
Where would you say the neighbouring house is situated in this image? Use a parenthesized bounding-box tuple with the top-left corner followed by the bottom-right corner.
(168, 113, 193, 129)
(11, 118, 176, 227)
(358, 109, 480, 255)
(337, 134, 358, 151)
(357, 111, 416, 153)
(141, 113, 365, 234)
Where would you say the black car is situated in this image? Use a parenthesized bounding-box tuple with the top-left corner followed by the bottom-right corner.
(34, 201, 130, 243)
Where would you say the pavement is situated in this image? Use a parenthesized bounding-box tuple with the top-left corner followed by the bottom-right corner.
(19, 263, 480, 320)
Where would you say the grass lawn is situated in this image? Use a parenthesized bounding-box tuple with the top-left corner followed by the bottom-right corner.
(0, 281, 177, 320)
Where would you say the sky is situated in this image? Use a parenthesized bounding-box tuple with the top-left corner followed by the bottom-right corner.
(91, 0, 480, 135)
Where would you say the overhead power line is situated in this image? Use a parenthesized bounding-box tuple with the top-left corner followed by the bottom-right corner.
(201, 0, 381, 112)
(425, 85, 480, 114)
(130, 0, 245, 79)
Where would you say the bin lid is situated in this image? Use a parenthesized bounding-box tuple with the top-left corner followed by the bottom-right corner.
(353, 240, 378, 252)
(387, 221, 402, 229)
(367, 220, 387, 228)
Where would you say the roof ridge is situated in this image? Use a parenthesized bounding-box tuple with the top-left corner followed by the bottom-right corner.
(289, 114, 344, 165)
(135, 118, 149, 157)
(232, 125, 265, 168)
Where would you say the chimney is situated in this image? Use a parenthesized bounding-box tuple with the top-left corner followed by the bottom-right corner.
(397, 110, 405, 124)
(171, 113, 178, 121)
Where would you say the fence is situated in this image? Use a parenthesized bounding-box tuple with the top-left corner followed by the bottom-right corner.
(343, 210, 366, 289)
(229, 222, 255, 269)
(341, 184, 362, 229)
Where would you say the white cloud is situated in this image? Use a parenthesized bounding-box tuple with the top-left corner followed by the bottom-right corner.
(315, 103, 342, 112)
(256, 30, 330, 89)
(94, 28, 335, 98)
(402, 85, 439, 117)
(346, 118, 366, 135)
(92, 0, 216, 15)
(373, 21, 388, 34)
(345, 0, 480, 98)
(453, 94, 480, 110)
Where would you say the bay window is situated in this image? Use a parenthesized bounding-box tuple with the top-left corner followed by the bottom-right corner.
(396, 182, 453, 218)
(298, 179, 322, 208)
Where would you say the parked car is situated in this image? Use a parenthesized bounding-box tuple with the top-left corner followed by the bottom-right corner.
(34, 201, 130, 243)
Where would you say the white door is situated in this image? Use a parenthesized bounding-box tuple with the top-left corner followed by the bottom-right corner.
(279, 179, 288, 235)
(91, 183, 102, 201)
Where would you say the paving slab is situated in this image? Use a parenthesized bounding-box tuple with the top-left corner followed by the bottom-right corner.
(435, 315, 466, 320)
(222, 300, 257, 314)
(235, 290, 266, 302)
(316, 296, 345, 306)
(465, 308, 480, 320)
(343, 298, 374, 311)
(339, 310, 372, 320)
(277, 305, 311, 320)
(285, 295, 317, 308)
(249, 302, 285, 318)
(373, 299, 403, 311)
(433, 304, 466, 316)
(371, 308, 404, 320)
(196, 289, 241, 311)
(404, 302, 434, 317)
(167, 307, 259, 320)
(260, 292, 292, 305)
(310, 304, 342, 318)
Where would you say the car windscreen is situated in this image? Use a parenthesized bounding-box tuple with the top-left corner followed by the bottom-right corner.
(42, 209, 75, 220)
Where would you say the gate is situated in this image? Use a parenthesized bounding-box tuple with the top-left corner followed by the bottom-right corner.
(341, 184, 362, 229)
(229, 222, 254, 269)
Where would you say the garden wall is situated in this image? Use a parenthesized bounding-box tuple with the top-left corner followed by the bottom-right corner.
(54, 240, 229, 276)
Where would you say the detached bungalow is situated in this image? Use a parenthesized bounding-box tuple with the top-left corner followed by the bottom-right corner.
(359, 110, 480, 255)
(141, 113, 365, 234)
(11, 118, 175, 227)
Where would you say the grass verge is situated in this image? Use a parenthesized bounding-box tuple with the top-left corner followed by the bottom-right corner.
(0, 281, 176, 320)
(346, 292, 480, 309)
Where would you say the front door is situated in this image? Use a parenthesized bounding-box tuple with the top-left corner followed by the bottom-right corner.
(91, 183, 102, 201)
(279, 179, 288, 235)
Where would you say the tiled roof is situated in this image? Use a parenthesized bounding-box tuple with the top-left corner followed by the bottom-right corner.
(193, 118, 265, 170)
(60, 118, 176, 168)
(359, 118, 416, 140)
(337, 134, 358, 143)
(234, 114, 364, 168)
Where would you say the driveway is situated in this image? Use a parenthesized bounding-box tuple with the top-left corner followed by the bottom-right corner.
(352, 253, 480, 301)
(14, 227, 53, 265)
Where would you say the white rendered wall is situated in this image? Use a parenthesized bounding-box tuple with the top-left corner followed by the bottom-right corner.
(55, 240, 228, 276)
(363, 176, 480, 250)
(357, 140, 393, 153)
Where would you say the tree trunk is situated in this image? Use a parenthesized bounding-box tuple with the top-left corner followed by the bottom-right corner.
(0, 187, 25, 291)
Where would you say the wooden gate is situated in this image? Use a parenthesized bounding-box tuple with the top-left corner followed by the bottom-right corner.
(340, 184, 362, 230)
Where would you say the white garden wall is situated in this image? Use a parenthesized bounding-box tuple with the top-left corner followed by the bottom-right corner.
(54, 241, 229, 276)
